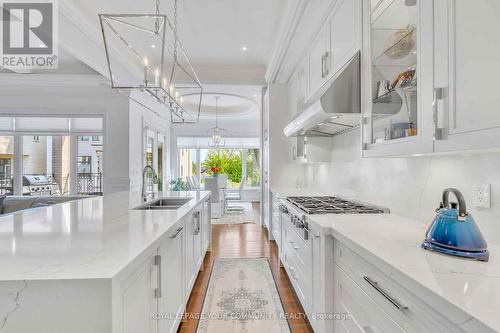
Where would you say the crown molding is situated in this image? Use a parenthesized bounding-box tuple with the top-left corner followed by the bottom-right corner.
(266, 0, 340, 84)
(265, 0, 308, 84)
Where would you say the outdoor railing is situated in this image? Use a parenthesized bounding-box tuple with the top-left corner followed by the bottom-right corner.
(77, 173, 103, 196)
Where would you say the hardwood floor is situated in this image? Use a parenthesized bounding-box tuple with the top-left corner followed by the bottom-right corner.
(178, 203, 314, 333)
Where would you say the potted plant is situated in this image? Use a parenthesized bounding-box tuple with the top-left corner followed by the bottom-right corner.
(210, 166, 221, 177)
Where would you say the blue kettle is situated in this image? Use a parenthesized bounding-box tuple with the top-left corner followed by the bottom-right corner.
(422, 188, 489, 261)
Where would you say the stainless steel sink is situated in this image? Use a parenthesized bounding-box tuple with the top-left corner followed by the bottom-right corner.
(134, 197, 193, 210)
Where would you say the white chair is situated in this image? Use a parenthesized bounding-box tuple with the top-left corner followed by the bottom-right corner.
(186, 177, 195, 190)
(205, 177, 222, 218)
(225, 178, 245, 214)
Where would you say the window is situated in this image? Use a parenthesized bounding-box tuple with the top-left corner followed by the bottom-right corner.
(179, 148, 261, 190)
(78, 156, 92, 173)
(22, 135, 71, 195)
(245, 149, 261, 188)
(77, 135, 103, 195)
(0, 116, 104, 196)
(158, 141, 164, 191)
(0, 136, 14, 195)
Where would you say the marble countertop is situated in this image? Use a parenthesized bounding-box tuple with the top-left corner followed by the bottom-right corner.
(0, 191, 210, 281)
(309, 213, 500, 332)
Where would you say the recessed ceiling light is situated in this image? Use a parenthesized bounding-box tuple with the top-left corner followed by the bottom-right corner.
(151, 44, 156, 48)
(241, 45, 248, 51)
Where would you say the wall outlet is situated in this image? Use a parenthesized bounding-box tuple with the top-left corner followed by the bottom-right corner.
(473, 184, 491, 209)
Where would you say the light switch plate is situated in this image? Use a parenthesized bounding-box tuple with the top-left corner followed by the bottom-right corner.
(473, 184, 491, 208)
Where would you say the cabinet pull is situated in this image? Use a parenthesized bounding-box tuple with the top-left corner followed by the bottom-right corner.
(154, 254, 162, 298)
(169, 227, 183, 239)
(193, 211, 201, 235)
(321, 54, 326, 78)
(363, 276, 408, 311)
(303, 226, 320, 238)
(321, 52, 330, 78)
(433, 87, 445, 140)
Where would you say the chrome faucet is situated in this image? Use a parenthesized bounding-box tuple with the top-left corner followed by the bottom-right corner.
(142, 165, 159, 202)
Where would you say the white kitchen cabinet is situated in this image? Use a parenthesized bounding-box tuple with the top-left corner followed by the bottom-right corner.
(329, 0, 362, 75)
(121, 252, 158, 333)
(433, 0, 500, 152)
(202, 200, 210, 251)
(184, 211, 196, 294)
(158, 224, 185, 333)
(362, 0, 435, 157)
(290, 59, 308, 112)
(294, 136, 333, 164)
(362, 0, 500, 157)
(308, 24, 330, 100)
(192, 210, 203, 270)
(333, 264, 405, 333)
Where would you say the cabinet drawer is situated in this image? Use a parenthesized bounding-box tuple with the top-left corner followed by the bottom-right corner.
(283, 240, 311, 311)
(334, 241, 465, 333)
(334, 264, 405, 333)
(283, 222, 311, 277)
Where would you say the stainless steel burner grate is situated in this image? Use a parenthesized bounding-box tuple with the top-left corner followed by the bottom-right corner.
(286, 196, 385, 215)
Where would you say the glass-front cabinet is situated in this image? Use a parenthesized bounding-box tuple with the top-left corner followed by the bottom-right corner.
(362, 0, 434, 157)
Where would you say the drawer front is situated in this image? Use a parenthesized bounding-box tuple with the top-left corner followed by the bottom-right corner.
(283, 222, 311, 276)
(334, 241, 465, 333)
(334, 264, 405, 333)
(283, 240, 311, 311)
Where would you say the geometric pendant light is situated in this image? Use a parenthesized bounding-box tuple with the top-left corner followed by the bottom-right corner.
(98, 0, 203, 123)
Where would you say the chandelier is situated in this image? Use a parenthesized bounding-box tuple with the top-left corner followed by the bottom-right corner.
(208, 96, 227, 148)
(98, 0, 202, 123)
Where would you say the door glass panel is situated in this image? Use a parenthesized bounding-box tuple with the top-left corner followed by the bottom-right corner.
(22, 135, 70, 196)
(157, 141, 163, 191)
(371, 0, 418, 143)
(77, 135, 103, 195)
(0, 136, 14, 195)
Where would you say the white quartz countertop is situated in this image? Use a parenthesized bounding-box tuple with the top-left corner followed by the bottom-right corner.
(0, 191, 210, 281)
(308, 213, 500, 332)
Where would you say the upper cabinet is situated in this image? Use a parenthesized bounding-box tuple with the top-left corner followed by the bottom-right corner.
(362, 0, 500, 157)
(329, 0, 362, 75)
(307, 0, 362, 102)
(308, 24, 330, 100)
(362, 0, 435, 157)
(433, 0, 500, 153)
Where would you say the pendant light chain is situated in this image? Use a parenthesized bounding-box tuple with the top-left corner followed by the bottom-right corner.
(154, 0, 161, 34)
(173, 0, 179, 62)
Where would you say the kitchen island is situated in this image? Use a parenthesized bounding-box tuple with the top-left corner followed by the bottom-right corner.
(0, 190, 211, 333)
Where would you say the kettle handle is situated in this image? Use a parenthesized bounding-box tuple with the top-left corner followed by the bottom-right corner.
(442, 188, 467, 218)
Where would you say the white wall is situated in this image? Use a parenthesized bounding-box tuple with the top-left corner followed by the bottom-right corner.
(303, 129, 500, 245)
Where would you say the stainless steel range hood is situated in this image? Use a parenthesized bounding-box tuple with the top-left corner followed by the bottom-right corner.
(284, 52, 362, 137)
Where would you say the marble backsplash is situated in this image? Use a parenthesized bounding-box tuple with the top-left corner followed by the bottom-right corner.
(302, 129, 500, 245)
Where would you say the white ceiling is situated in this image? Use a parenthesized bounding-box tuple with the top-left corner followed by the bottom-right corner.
(73, 0, 287, 66)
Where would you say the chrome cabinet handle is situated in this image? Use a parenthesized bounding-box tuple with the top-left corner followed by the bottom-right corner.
(169, 226, 183, 239)
(363, 276, 408, 311)
(433, 87, 445, 140)
(323, 52, 329, 78)
(193, 211, 201, 235)
(154, 254, 162, 298)
(321, 54, 326, 78)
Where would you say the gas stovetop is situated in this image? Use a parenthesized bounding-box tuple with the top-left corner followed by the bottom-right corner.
(286, 196, 387, 215)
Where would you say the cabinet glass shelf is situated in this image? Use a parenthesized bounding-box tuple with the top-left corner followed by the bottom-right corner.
(370, 0, 418, 144)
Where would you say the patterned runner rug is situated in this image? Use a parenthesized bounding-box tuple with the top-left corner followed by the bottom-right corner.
(196, 258, 291, 333)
